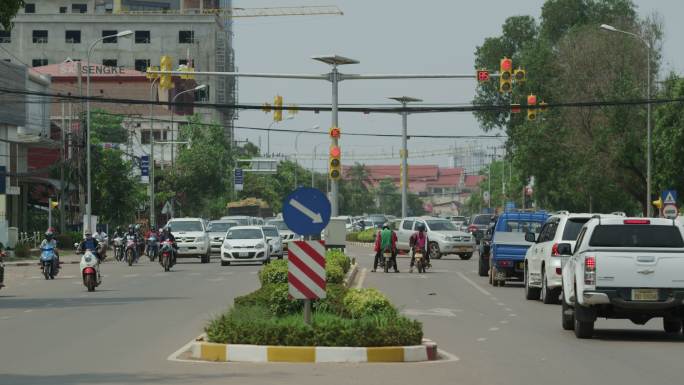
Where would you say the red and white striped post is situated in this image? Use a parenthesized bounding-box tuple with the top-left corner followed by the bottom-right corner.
(288, 240, 326, 324)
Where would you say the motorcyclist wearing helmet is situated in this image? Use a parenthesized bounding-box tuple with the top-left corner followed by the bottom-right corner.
(79, 230, 101, 262)
(113, 226, 125, 239)
(134, 224, 145, 256)
(39, 228, 60, 272)
(145, 225, 160, 258)
(126, 225, 141, 262)
(409, 223, 430, 272)
(159, 226, 178, 266)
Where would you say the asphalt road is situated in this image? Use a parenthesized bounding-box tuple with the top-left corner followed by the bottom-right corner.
(1, 246, 682, 385)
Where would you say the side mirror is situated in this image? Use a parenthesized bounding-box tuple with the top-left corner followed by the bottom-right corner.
(525, 232, 536, 243)
(556, 243, 572, 255)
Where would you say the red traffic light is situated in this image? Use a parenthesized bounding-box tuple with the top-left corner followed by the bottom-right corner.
(527, 94, 537, 105)
(330, 146, 341, 158)
(500, 58, 512, 72)
(329, 127, 341, 139)
(477, 70, 490, 82)
(511, 103, 521, 114)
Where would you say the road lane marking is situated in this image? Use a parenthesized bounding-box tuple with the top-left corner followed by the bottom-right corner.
(499, 320, 509, 324)
(488, 327, 499, 331)
(509, 314, 517, 317)
(505, 308, 513, 312)
(476, 337, 487, 342)
(24, 309, 33, 313)
(497, 302, 505, 306)
(0, 316, 12, 320)
(403, 308, 461, 317)
(456, 271, 492, 297)
(206, 277, 225, 282)
(123, 274, 139, 278)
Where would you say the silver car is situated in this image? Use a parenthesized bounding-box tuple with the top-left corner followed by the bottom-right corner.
(266, 219, 299, 252)
(262, 225, 284, 259)
(207, 220, 238, 254)
(397, 217, 476, 260)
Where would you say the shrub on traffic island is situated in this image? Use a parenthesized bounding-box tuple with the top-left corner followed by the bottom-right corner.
(258, 259, 288, 285)
(343, 288, 397, 319)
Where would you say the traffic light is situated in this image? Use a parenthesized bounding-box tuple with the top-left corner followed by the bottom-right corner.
(146, 66, 159, 80)
(499, 57, 512, 93)
(527, 94, 537, 121)
(539, 101, 548, 113)
(329, 127, 341, 139)
(511, 103, 521, 114)
(477, 69, 490, 83)
(273, 95, 283, 122)
(50, 200, 59, 209)
(652, 197, 663, 209)
(159, 56, 173, 89)
(514, 68, 526, 84)
(329, 145, 341, 180)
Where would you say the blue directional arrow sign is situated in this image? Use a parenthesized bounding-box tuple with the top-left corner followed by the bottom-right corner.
(282, 187, 331, 236)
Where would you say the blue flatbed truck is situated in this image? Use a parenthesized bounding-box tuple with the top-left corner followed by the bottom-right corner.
(489, 211, 549, 287)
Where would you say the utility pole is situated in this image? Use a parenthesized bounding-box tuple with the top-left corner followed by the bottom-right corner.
(60, 102, 66, 233)
(389, 96, 422, 218)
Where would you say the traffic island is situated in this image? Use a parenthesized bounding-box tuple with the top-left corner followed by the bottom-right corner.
(188, 338, 438, 363)
(179, 250, 438, 364)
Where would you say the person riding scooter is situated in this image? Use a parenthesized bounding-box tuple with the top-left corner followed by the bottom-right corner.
(373, 224, 398, 272)
(145, 226, 160, 259)
(79, 230, 101, 262)
(39, 228, 60, 274)
(409, 223, 430, 273)
(159, 226, 178, 267)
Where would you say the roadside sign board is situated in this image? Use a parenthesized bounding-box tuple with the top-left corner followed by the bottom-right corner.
(662, 190, 677, 204)
(288, 240, 326, 299)
(234, 168, 244, 191)
(282, 187, 331, 236)
(663, 204, 678, 219)
(140, 155, 149, 183)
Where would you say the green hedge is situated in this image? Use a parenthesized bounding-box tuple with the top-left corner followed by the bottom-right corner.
(343, 288, 397, 318)
(350, 229, 376, 243)
(206, 305, 423, 347)
(210, 250, 423, 347)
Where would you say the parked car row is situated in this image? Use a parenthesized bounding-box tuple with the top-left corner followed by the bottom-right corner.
(475, 210, 684, 339)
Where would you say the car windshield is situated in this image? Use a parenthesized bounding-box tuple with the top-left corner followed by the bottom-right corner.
(501, 221, 543, 233)
(263, 227, 279, 237)
(226, 229, 263, 240)
(562, 218, 590, 240)
(473, 215, 491, 225)
(426, 220, 457, 231)
(267, 221, 289, 231)
(207, 222, 236, 233)
(589, 225, 684, 248)
(169, 221, 203, 232)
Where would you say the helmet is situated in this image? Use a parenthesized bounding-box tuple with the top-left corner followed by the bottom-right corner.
(135, 224, 141, 231)
(416, 223, 426, 232)
(128, 224, 134, 231)
(45, 230, 54, 239)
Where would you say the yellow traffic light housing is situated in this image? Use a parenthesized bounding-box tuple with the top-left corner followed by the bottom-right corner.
(514, 68, 526, 84)
(273, 95, 283, 122)
(329, 145, 341, 180)
(652, 197, 663, 209)
(527, 94, 537, 121)
(499, 57, 512, 93)
(159, 56, 173, 89)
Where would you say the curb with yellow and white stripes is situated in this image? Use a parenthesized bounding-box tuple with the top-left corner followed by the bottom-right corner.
(190, 339, 438, 363)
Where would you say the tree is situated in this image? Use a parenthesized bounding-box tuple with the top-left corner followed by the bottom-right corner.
(89, 109, 127, 143)
(91, 146, 145, 226)
(653, 75, 684, 207)
(471, 0, 661, 215)
(0, 0, 23, 31)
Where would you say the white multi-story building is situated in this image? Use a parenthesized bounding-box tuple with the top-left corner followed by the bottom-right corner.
(0, 0, 237, 140)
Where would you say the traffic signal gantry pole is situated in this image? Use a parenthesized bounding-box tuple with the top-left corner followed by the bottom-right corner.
(151, 57, 494, 217)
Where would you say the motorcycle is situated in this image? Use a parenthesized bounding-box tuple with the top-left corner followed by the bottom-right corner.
(383, 249, 392, 273)
(159, 240, 174, 272)
(40, 245, 58, 280)
(414, 250, 427, 273)
(112, 236, 124, 261)
(125, 235, 137, 266)
(146, 234, 159, 262)
(77, 245, 101, 292)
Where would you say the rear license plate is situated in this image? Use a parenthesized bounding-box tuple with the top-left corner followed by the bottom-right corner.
(239, 252, 249, 257)
(631, 288, 658, 301)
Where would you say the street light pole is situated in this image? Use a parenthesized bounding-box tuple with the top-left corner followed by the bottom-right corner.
(313, 55, 360, 217)
(601, 24, 653, 216)
(169, 84, 207, 170)
(86, 30, 132, 232)
(389, 96, 422, 218)
(149, 76, 159, 228)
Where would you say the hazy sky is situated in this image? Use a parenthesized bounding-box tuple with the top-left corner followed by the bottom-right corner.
(231, 0, 684, 173)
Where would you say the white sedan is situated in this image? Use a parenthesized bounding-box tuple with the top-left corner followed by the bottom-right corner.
(220, 226, 270, 266)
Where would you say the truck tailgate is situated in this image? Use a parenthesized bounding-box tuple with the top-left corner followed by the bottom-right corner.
(592, 249, 684, 288)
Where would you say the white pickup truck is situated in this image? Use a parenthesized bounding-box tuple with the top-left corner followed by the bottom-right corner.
(561, 216, 684, 338)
